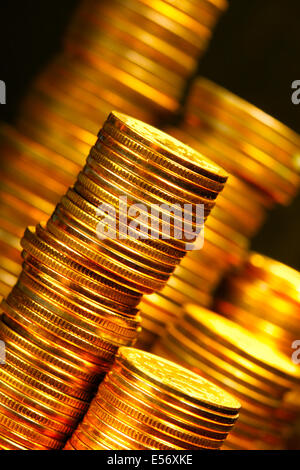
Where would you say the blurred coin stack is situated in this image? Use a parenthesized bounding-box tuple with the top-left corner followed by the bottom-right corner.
(19, 0, 228, 146)
(0, 125, 80, 301)
(0, 111, 227, 450)
(65, 347, 241, 450)
(215, 252, 300, 448)
(215, 252, 300, 357)
(0, 0, 229, 303)
(137, 77, 300, 349)
(153, 305, 300, 450)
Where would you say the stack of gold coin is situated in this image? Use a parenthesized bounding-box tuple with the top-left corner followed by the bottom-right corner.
(215, 252, 300, 448)
(65, 346, 241, 450)
(18, 0, 229, 152)
(0, 124, 81, 301)
(0, 111, 227, 449)
(153, 306, 300, 450)
(184, 77, 300, 206)
(63, 0, 228, 120)
(215, 252, 300, 357)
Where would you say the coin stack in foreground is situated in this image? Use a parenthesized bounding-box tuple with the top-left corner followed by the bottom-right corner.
(65, 347, 241, 450)
(153, 306, 300, 450)
(0, 111, 227, 449)
(136, 77, 300, 349)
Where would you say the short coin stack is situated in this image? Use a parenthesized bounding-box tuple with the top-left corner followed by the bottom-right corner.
(153, 305, 300, 450)
(65, 347, 241, 450)
(0, 111, 227, 450)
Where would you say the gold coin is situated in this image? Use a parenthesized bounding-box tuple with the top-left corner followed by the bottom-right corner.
(100, 125, 224, 193)
(2, 297, 117, 367)
(68, 8, 195, 77)
(116, 347, 241, 414)
(50, 204, 170, 292)
(2, 333, 94, 400)
(65, 188, 185, 270)
(0, 354, 85, 419)
(165, 324, 284, 405)
(0, 383, 73, 438)
(192, 78, 300, 164)
(245, 252, 300, 303)
(179, 315, 288, 398)
(74, 180, 183, 266)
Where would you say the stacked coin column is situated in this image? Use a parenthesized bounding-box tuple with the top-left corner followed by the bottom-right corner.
(0, 0, 229, 303)
(0, 111, 227, 450)
(136, 78, 300, 349)
(153, 305, 300, 450)
(65, 347, 241, 450)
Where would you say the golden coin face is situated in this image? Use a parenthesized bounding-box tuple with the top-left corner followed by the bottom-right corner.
(185, 305, 300, 384)
(106, 111, 228, 181)
(116, 347, 240, 412)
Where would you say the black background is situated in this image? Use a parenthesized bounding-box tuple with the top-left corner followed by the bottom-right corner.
(0, 0, 300, 269)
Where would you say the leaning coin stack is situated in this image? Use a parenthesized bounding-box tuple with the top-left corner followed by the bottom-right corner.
(136, 77, 300, 350)
(0, 124, 81, 301)
(0, 111, 227, 450)
(0, 0, 229, 303)
(215, 252, 300, 357)
(153, 306, 300, 450)
(184, 77, 300, 206)
(215, 252, 300, 448)
(18, 0, 229, 164)
(63, 0, 228, 121)
(65, 347, 241, 450)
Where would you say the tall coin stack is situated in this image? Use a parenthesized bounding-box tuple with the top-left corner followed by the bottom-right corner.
(0, 0, 229, 303)
(137, 77, 300, 349)
(0, 111, 227, 450)
(0, 125, 80, 301)
(65, 347, 241, 450)
(153, 305, 300, 450)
